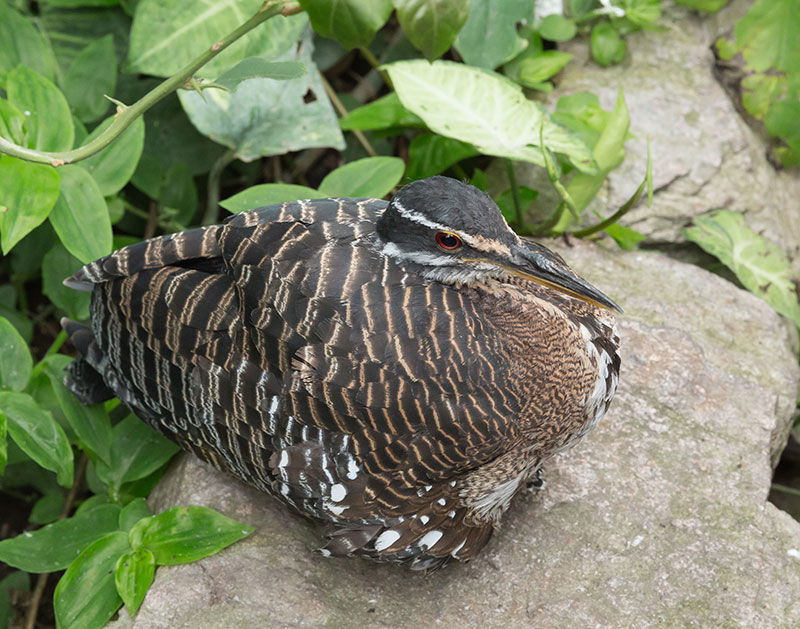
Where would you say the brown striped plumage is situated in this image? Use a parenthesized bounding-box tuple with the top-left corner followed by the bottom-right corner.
(63, 176, 620, 570)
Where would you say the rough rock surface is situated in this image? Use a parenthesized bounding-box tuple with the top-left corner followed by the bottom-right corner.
(502, 0, 800, 268)
(109, 241, 800, 628)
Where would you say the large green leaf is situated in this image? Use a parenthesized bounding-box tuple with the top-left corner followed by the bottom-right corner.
(455, 0, 530, 69)
(220, 183, 319, 213)
(48, 165, 113, 264)
(41, 245, 92, 320)
(685, 210, 800, 327)
(6, 66, 74, 152)
(179, 38, 344, 161)
(730, 0, 800, 72)
(0, 392, 74, 487)
(0, 4, 57, 80)
(383, 60, 595, 172)
(393, 0, 469, 60)
(0, 503, 121, 572)
(0, 157, 61, 254)
(54, 531, 130, 629)
(127, 0, 306, 77)
(318, 157, 404, 198)
(129, 506, 254, 565)
(80, 116, 145, 196)
(339, 92, 424, 131)
(42, 354, 112, 464)
(115, 547, 155, 615)
(0, 317, 32, 392)
(299, 0, 393, 50)
(95, 415, 179, 495)
(405, 134, 477, 180)
(63, 34, 117, 123)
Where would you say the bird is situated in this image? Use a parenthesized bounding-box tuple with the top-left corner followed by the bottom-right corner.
(62, 175, 621, 571)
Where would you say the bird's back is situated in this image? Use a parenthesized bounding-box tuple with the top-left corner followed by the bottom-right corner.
(65, 193, 619, 570)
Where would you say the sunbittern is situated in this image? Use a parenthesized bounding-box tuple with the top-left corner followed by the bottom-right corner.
(64, 176, 621, 571)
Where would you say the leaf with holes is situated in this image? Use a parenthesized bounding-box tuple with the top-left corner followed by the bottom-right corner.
(685, 210, 800, 326)
(383, 60, 595, 172)
(179, 37, 344, 161)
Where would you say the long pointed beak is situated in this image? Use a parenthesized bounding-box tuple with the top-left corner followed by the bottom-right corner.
(507, 243, 623, 313)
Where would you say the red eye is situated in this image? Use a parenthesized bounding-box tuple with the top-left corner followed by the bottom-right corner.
(435, 232, 462, 250)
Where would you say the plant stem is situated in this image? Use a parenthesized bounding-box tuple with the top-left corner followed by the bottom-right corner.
(23, 454, 88, 629)
(0, 0, 294, 166)
(321, 75, 377, 157)
(771, 483, 800, 497)
(505, 159, 523, 229)
(357, 46, 392, 88)
(572, 175, 646, 238)
(203, 149, 235, 225)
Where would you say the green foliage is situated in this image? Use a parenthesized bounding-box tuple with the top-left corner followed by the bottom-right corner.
(685, 211, 800, 327)
(716, 0, 800, 165)
(0, 1, 688, 625)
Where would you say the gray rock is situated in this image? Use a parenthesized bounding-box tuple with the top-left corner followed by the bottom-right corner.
(109, 241, 800, 628)
(500, 0, 800, 268)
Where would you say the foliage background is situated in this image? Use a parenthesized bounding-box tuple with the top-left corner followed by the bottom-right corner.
(0, 0, 798, 627)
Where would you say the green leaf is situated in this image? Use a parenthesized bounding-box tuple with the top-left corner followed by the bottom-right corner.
(406, 134, 478, 180)
(48, 165, 113, 264)
(764, 100, 800, 155)
(129, 506, 254, 565)
(115, 547, 155, 615)
(740, 73, 786, 120)
(0, 157, 61, 254)
(675, 0, 729, 11)
(591, 22, 627, 67)
(63, 35, 117, 123)
(604, 223, 646, 250)
(41, 354, 113, 464)
(42, 245, 92, 320)
(557, 90, 630, 231)
(6, 66, 74, 152)
(0, 317, 32, 392)
(383, 60, 595, 172)
(496, 186, 539, 225)
(0, 414, 6, 475)
(0, 98, 27, 145)
(339, 92, 424, 131)
(80, 116, 145, 197)
(178, 37, 344, 161)
(318, 157, 405, 198)
(215, 59, 306, 91)
(392, 0, 469, 60)
(299, 0, 392, 50)
(455, 0, 530, 69)
(0, 392, 74, 488)
(46, 0, 121, 7)
(730, 0, 800, 72)
(685, 210, 800, 326)
(54, 531, 130, 629)
(158, 163, 198, 226)
(0, 4, 57, 80)
(518, 51, 574, 86)
(29, 491, 67, 525)
(95, 415, 179, 494)
(127, 0, 306, 77)
(623, 0, 661, 27)
(552, 92, 612, 150)
(0, 503, 121, 572)
(119, 498, 153, 532)
(538, 15, 577, 42)
(220, 184, 319, 213)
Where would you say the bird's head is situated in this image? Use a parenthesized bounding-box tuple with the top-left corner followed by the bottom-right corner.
(376, 176, 621, 312)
